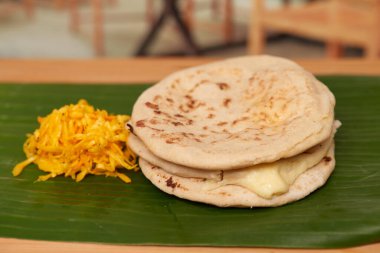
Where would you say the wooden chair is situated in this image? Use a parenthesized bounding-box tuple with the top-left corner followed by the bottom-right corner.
(249, 0, 380, 58)
(69, 0, 235, 56)
(0, 0, 34, 19)
(145, 0, 234, 44)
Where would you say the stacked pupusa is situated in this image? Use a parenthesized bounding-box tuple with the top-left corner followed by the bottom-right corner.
(128, 56, 340, 207)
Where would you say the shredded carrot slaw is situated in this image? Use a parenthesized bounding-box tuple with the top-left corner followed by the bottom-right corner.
(12, 99, 137, 183)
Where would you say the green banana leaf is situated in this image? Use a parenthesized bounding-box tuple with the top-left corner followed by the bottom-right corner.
(0, 76, 380, 248)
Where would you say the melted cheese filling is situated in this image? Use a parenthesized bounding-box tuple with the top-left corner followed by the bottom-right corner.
(141, 120, 338, 199)
(215, 137, 333, 199)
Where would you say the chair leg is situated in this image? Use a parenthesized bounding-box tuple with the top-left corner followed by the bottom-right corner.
(223, 0, 233, 43)
(211, 0, 219, 19)
(366, 3, 380, 59)
(23, 0, 34, 19)
(107, 0, 117, 6)
(326, 41, 343, 58)
(283, 0, 291, 7)
(146, 0, 155, 24)
(248, 0, 265, 54)
(365, 44, 380, 59)
(250, 24, 264, 55)
(183, 0, 194, 31)
(54, 0, 66, 10)
(92, 0, 105, 57)
(69, 0, 80, 32)
(365, 1, 380, 59)
(169, 0, 200, 55)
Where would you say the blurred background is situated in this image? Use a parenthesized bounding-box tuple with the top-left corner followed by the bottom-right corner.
(0, 0, 378, 59)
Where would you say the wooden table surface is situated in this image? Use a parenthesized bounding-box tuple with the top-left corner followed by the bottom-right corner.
(0, 58, 380, 84)
(1, 57, 379, 253)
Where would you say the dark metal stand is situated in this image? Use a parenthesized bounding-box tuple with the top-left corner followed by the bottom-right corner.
(135, 0, 201, 56)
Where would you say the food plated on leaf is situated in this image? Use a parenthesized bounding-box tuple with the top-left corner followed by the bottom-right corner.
(129, 55, 340, 207)
(13, 55, 340, 208)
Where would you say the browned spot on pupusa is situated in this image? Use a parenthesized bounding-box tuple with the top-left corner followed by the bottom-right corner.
(268, 96, 274, 109)
(149, 119, 159, 125)
(171, 122, 184, 126)
(219, 191, 231, 197)
(216, 82, 230, 90)
(166, 97, 174, 103)
(217, 122, 228, 126)
(223, 98, 231, 108)
(178, 184, 189, 191)
(179, 104, 190, 113)
(153, 95, 162, 102)
(222, 129, 230, 134)
(145, 102, 159, 110)
(183, 95, 206, 110)
(170, 79, 180, 89)
(226, 133, 239, 140)
(160, 111, 176, 119)
(203, 126, 208, 130)
(323, 156, 332, 162)
(248, 75, 258, 83)
(259, 112, 269, 121)
(166, 177, 177, 189)
(148, 126, 164, 133)
(136, 120, 145, 127)
(207, 113, 215, 119)
(254, 136, 262, 141)
(232, 116, 249, 125)
(174, 114, 184, 118)
(154, 110, 161, 115)
(271, 75, 279, 83)
(187, 100, 196, 109)
(166, 137, 182, 144)
(188, 80, 209, 93)
(282, 103, 288, 112)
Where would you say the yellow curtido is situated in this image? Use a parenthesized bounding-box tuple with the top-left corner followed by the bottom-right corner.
(12, 99, 137, 183)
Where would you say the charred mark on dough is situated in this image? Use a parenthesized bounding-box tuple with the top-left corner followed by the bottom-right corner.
(136, 120, 145, 127)
(145, 102, 159, 110)
(216, 82, 230, 90)
(166, 177, 177, 189)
